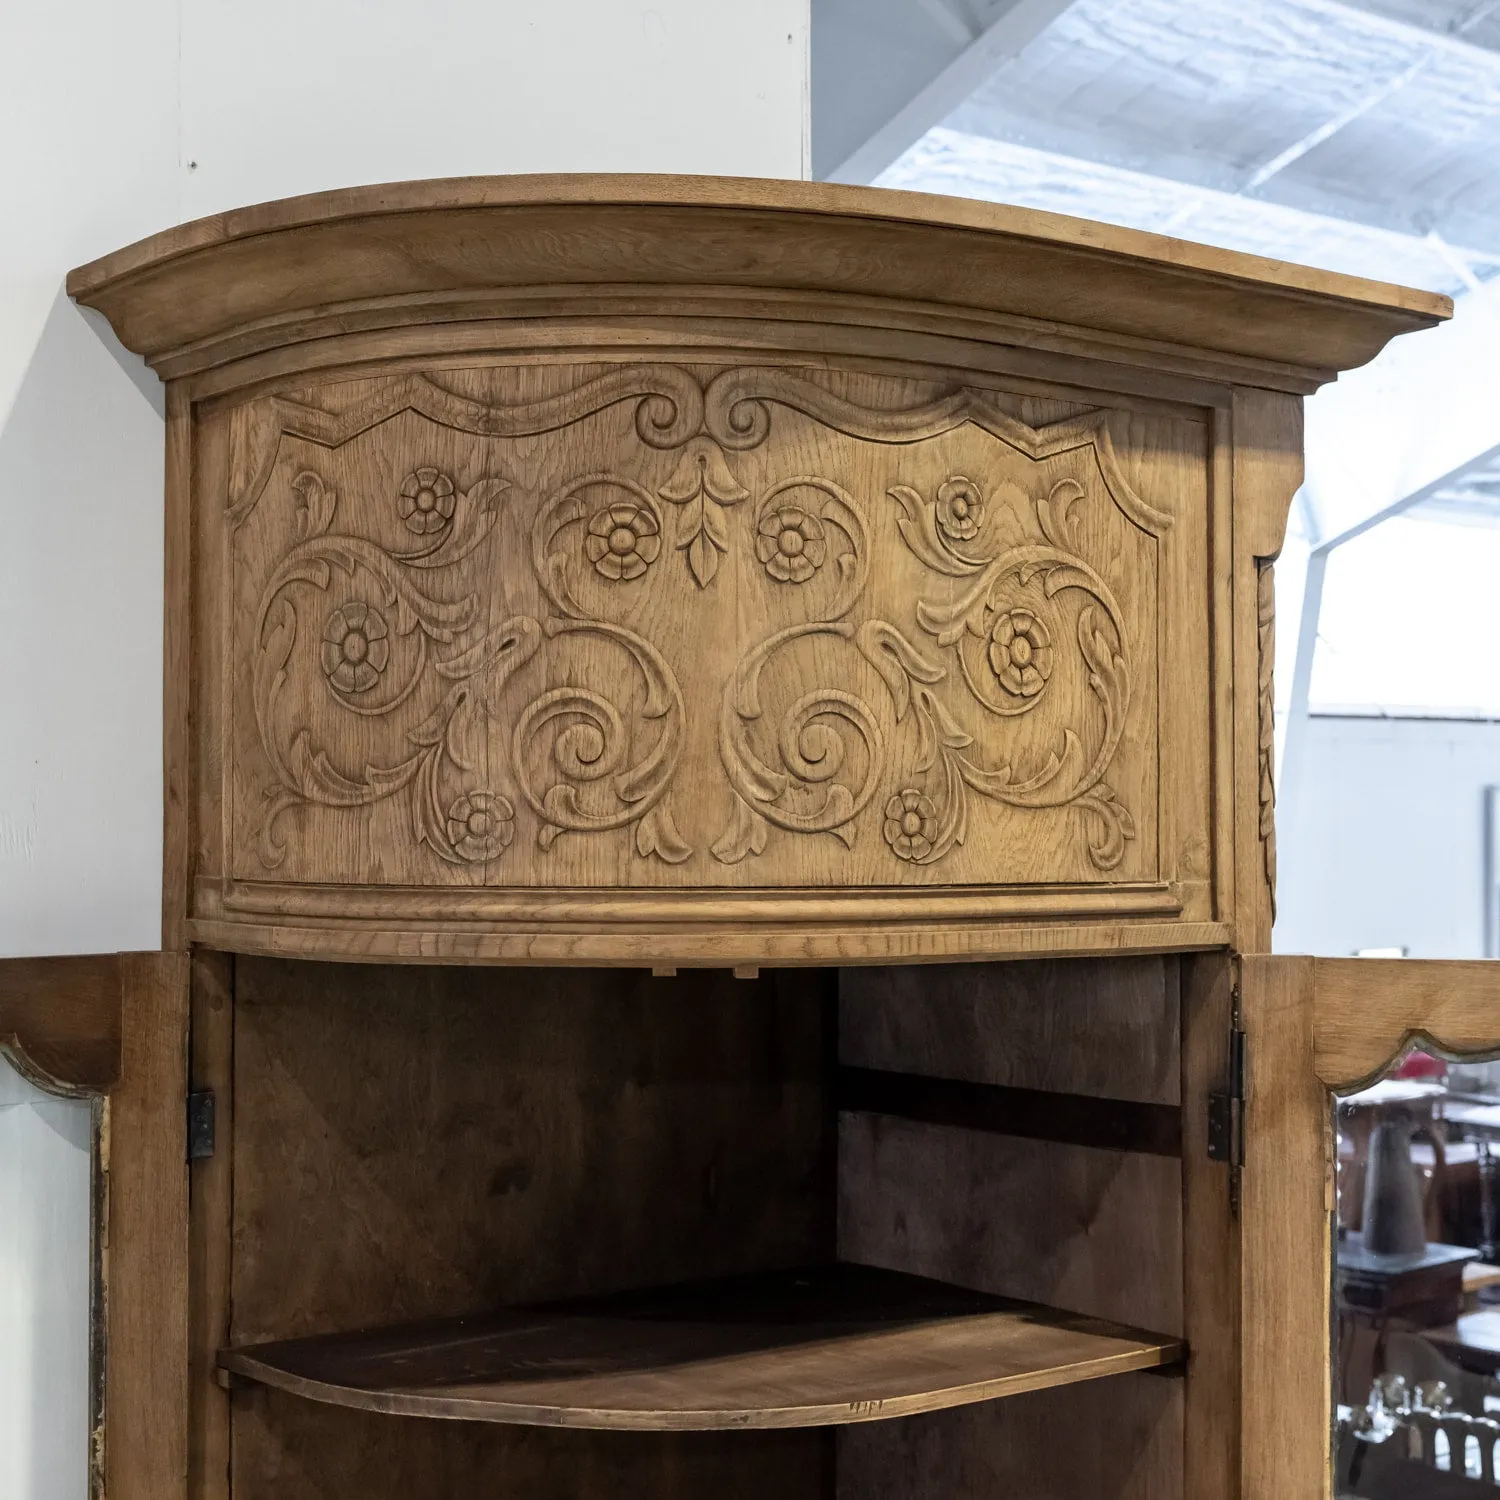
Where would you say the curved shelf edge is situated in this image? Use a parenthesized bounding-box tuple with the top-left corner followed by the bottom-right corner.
(218, 1264, 1185, 1432)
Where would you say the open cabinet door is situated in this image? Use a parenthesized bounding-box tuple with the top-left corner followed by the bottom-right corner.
(1241, 955, 1500, 1500)
(0, 952, 190, 1500)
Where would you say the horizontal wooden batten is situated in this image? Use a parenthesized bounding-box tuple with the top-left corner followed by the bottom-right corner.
(210, 878, 1185, 925)
(837, 1066, 1183, 1158)
(217, 1263, 1183, 1431)
(185, 916, 1233, 967)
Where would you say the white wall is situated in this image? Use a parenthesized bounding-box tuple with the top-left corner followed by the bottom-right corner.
(0, 1061, 93, 1500)
(0, 0, 810, 962)
(1277, 714, 1500, 958)
(0, 6, 809, 1496)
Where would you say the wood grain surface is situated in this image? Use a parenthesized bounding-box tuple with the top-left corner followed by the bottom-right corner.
(1312, 957, 1500, 1089)
(232, 1391, 828, 1500)
(837, 1373, 1184, 1500)
(219, 1263, 1182, 1430)
(65, 174, 1448, 383)
(227, 958, 832, 1493)
(839, 956, 1180, 1104)
(0, 953, 125, 1094)
(105, 952, 191, 1500)
(1241, 956, 1326, 1500)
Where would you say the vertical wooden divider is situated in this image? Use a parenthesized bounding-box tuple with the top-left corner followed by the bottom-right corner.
(106, 952, 191, 1500)
(1240, 955, 1327, 1500)
(189, 951, 234, 1500)
(1180, 952, 1240, 1500)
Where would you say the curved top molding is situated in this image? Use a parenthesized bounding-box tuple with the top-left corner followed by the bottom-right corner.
(67, 174, 1451, 388)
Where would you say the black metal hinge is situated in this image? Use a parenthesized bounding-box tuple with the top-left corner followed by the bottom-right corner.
(187, 1089, 216, 1161)
(1207, 1008, 1246, 1213)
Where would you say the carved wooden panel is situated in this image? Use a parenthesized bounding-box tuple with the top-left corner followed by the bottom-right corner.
(213, 360, 1209, 916)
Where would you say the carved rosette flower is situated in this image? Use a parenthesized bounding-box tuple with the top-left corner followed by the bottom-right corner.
(988, 609, 1054, 699)
(585, 502, 661, 581)
(445, 791, 515, 862)
(756, 505, 827, 583)
(883, 789, 938, 863)
(935, 476, 984, 541)
(397, 467, 456, 535)
(320, 602, 390, 694)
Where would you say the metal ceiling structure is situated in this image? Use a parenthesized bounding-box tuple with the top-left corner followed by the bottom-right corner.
(813, 0, 1500, 725)
(816, 0, 1500, 297)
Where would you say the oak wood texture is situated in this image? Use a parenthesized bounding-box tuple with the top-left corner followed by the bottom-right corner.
(234, 1394, 828, 1500)
(1239, 956, 1500, 1500)
(1240, 956, 1325, 1500)
(1313, 957, 1500, 1090)
(837, 955, 1189, 1498)
(0, 953, 189, 1500)
(104, 951, 191, 1500)
(835, 1066, 1183, 1157)
(1179, 952, 1241, 1500)
(188, 952, 233, 1500)
(837, 1376, 1185, 1500)
(226, 957, 832, 1495)
(65, 175, 1448, 388)
(63, 175, 1448, 966)
(839, 956, 1180, 1103)
(218, 1263, 1182, 1430)
(0, 953, 125, 1094)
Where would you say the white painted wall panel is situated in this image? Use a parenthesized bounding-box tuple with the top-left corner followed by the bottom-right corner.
(0, 1062, 93, 1500)
(179, 0, 810, 218)
(1277, 715, 1500, 958)
(0, 0, 809, 963)
(0, 7, 808, 1496)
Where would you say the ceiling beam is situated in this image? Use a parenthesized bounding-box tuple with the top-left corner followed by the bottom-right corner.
(1298, 0, 1500, 65)
(822, 0, 1081, 185)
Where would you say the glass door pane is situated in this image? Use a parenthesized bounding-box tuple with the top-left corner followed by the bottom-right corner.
(1335, 1046, 1500, 1495)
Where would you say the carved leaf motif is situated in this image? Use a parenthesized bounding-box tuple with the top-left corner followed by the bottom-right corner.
(1076, 783, 1136, 871)
(684, 528, 721, 589)
(658, 437, 747, 589)
(711, 798, 771, 864)
(291, 470, 337, 540)
(887, 485, 983, 579)
(1036, 478, 1086, 553)
(856, 620, 945, 724)
(1257, 561, 1278, 919)
(246, 364, 1162, 881)
(635, 805, 693, 864)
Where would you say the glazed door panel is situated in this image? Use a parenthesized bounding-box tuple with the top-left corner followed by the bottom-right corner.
(199, 360, 1213, 940)
(1241, 956, 1500, 1500)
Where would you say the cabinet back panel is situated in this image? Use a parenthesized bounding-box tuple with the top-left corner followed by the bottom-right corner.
(837, 1376, 1181, 1500)
(839, 957, 1180, 1104)
(836, 955, 1184, 1498)
(234, 1389, 826, 1500)
(838, 1113, 1183, 1337)
(228, 959, 830, 1498)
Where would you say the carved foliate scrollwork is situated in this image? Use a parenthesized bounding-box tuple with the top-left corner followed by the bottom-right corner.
(1258, 560, 1278, 920)
(240, 363, 1167, 879)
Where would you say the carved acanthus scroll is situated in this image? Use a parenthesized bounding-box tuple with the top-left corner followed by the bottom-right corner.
(239, 363, 1168, 878)
(1257, 560, 1278, 920)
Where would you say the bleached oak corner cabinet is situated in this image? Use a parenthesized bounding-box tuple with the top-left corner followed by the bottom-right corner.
(6, 174, 1489, 1500)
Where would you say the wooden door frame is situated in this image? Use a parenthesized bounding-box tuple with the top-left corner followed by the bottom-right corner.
(0, 951, 190, 1500)
(1241, 955, 1500, 1500)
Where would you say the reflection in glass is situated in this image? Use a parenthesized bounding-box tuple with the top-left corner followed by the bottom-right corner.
(0, 1054, 94, 1500)
(1335, 1049, 1500, 1494)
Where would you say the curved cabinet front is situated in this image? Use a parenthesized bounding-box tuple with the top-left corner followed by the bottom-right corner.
(191, 356, 1216, 962)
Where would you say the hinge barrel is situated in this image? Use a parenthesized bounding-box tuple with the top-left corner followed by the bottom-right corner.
(187, 1088, 216, 1161)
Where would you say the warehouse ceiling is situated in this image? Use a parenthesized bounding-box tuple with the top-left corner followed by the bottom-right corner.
(815, 0, 1500, 296)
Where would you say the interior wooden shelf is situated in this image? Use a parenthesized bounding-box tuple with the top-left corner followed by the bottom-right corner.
(218, 1263, 1183, 1432)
